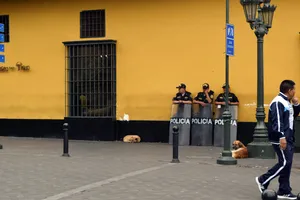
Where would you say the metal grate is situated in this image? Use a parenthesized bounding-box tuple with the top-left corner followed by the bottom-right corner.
(0, 15, 9, 42)
(64, 40, 116, 118)
(80, 9, 105, 38)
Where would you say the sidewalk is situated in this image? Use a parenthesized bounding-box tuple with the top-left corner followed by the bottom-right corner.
(0, 137, 300, 200)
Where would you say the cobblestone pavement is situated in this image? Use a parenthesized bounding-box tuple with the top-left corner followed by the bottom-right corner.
(1, 137, 300, 200)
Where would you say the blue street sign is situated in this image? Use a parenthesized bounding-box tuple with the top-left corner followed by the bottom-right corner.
(226, 23, 234, 56)
(226, 38, 234, 56)
(0, 23, 4, 33)
(0, 24, 5, 63)
(0, 55, 5, 63)
(0, 34, 4, 42)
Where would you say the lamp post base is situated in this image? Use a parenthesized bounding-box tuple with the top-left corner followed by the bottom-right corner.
(217, 151, 237, 165)
(247, 141, 275, 159)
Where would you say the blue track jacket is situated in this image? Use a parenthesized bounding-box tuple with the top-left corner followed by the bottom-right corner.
(268, 93, 300, 144)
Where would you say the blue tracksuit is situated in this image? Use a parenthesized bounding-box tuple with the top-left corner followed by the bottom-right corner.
(259, 93, 300, 194)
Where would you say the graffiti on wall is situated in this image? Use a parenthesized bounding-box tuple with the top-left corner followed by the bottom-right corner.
(0, 62, 30, 72)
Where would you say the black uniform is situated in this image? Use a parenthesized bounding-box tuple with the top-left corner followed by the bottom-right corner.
(194, 90, 214, 103)
(215, 92, 239, 103)
(172, 92, 192, 101)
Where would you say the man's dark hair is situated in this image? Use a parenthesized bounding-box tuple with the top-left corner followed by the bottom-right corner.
(280, 80, 295, 94)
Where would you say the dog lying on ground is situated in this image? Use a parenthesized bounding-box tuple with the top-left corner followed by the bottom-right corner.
(232, 140, 248, 159)
(123, 135, 141, 143)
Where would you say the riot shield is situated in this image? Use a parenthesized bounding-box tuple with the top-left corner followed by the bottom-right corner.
(213, 105, 238, 147)
(191, 103, 213, 146)
(169, 103, 192, 146)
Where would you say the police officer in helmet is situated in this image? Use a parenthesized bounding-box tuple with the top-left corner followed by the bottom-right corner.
(215, 83, 239, 106)
(193, 83, 214, 107)
(172, 83, 192, 104)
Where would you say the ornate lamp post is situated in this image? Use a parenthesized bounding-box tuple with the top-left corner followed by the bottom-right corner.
(240, 0, 276, 158)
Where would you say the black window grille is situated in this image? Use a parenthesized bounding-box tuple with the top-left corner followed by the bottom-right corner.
(63, 40, 116, 118)
(80, 9, 105, 38)
(0, 15, 10, 43)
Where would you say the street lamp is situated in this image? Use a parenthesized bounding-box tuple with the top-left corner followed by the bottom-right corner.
(240, 0, 276, 158)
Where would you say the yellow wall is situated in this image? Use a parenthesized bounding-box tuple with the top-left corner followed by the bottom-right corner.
(0, 0, 299, 122)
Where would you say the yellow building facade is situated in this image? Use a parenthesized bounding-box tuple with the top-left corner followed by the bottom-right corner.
(0, 0, 298, 143)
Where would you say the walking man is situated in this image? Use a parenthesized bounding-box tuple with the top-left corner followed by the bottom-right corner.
(256, 80, 300, 199)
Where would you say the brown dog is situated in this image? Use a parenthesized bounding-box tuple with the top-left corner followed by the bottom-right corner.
(232, 140, 248, 159)
(123, 135, 141, 143)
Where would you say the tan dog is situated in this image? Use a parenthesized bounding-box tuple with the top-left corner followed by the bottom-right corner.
(123, 135, 141, 143)
(232, 140, 248, 159)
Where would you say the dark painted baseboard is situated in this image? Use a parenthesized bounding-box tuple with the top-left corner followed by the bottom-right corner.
(0, 118, 257, 145)
(65, 117, 116, 141)
(117, 120, 256, 145)
(116, 120, 170, 143)
(0, 119, 63, 138)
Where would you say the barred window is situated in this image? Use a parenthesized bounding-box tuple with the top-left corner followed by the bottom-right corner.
(63, 40, 116, 118)
(0, 15, 10, 43)
(80, 9, 105, 38)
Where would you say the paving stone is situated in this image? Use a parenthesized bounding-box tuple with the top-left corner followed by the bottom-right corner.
(0, 137, 299, 200)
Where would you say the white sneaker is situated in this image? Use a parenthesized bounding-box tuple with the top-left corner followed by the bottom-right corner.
(277, 193, 297, 200)
(255, 177, 265, 193)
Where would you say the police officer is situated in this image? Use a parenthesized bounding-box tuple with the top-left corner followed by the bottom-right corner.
(172, 83, 192, 104)
(215, 83, 239, 105)
(193, 83, 214, 106)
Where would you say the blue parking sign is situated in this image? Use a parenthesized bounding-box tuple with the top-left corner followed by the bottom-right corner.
(0, 23, 4, 33)
(0, 55, 5, 63)
(226, 23, 234, 56)
(0, 34, 4, 42)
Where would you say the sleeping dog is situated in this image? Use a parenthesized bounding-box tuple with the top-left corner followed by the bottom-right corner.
(123, 135, 141, 143)
(232, 140, 248, 159)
